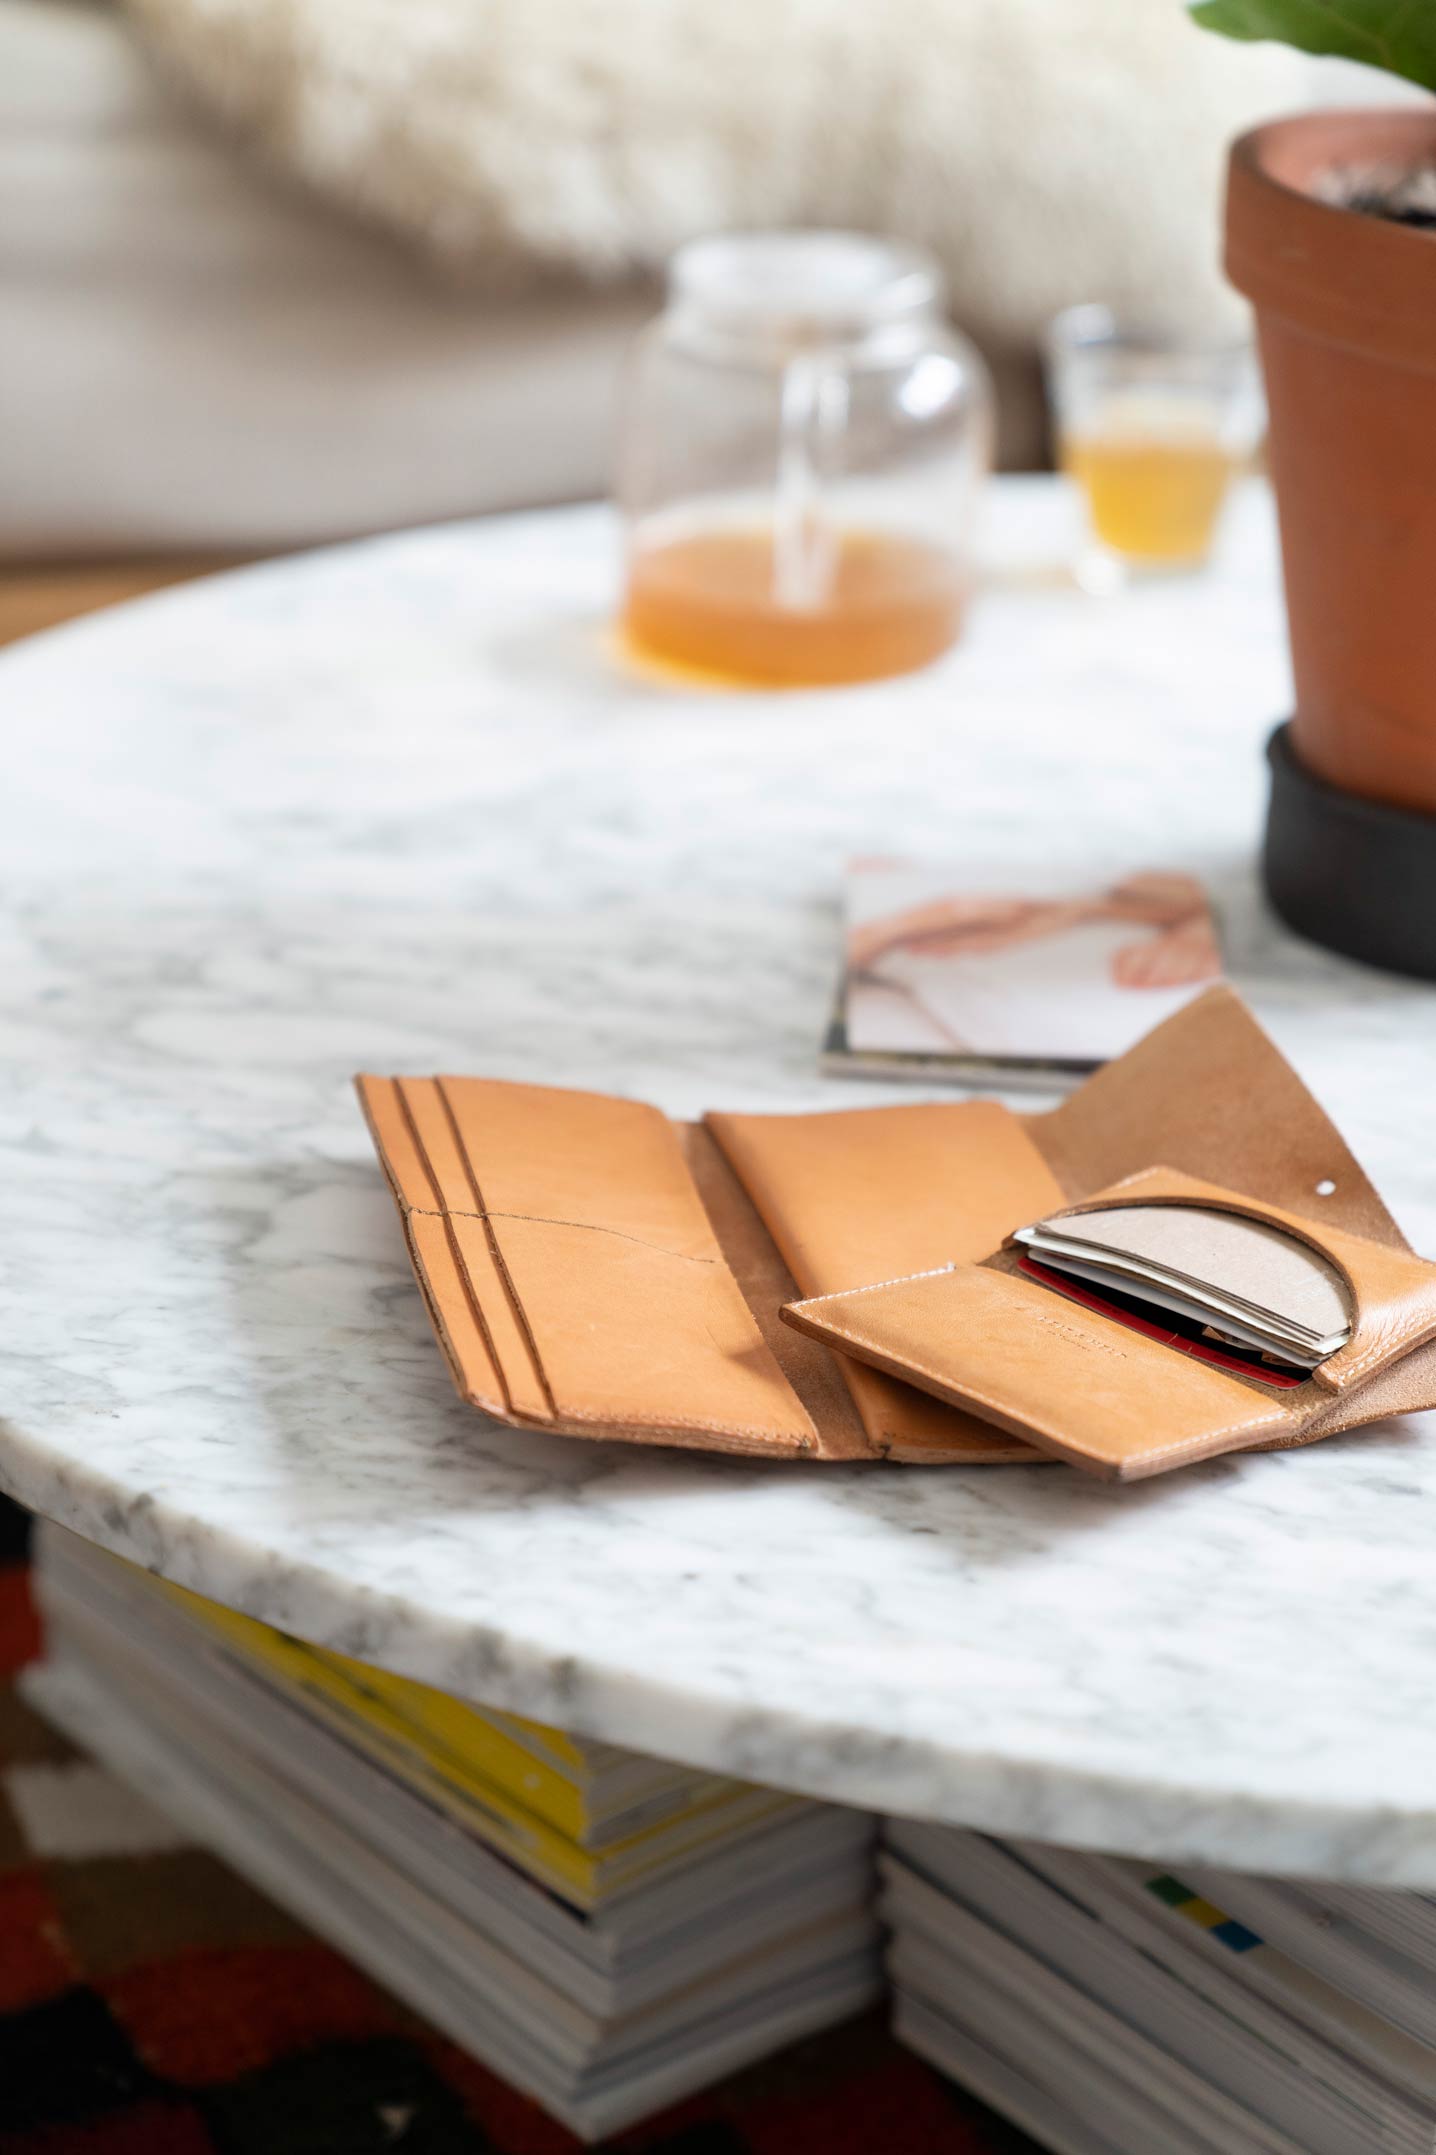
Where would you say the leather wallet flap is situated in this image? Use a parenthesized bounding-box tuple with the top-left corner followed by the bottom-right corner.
(1031, 986, 1407, 1249)
(781, 1260, 1300, 1480)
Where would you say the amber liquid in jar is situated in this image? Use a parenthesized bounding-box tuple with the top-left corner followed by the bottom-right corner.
(623, 525, 966, 687)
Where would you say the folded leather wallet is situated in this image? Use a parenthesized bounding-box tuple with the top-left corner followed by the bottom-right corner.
(784, 1164, 1436, 1478)
(357, 986, 1436, 1474)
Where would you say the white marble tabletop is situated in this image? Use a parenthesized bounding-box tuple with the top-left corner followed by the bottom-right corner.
(4, 479, 1436, 1887)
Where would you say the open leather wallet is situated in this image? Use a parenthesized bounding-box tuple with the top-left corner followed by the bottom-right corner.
(357, 987, 1436, 1480)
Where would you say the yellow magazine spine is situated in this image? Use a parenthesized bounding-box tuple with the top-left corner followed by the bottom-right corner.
(301, 1644, 596, 1839)
(144, 1576, 607, 1890)
(148, 1573, 589, 1832)
(139, 1571, 781, 1903)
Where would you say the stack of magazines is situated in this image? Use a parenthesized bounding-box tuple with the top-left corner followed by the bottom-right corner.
(28, 1524, 880, 2141)
(883, 1819, 1436, 2155)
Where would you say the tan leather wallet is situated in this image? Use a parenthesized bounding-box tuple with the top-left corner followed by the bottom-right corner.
(357, 986, 1436, 1474)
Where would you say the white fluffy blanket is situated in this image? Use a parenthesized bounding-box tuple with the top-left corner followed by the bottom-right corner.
(121, 0, 1322, 346)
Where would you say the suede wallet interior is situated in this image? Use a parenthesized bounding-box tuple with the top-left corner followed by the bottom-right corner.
(356, 986, 1436, 1477)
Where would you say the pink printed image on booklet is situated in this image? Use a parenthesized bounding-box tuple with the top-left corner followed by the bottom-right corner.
(826, 860, 1223, 1085)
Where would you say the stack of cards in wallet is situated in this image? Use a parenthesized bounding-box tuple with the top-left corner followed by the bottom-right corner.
(1012, 1202, 1352, 1376)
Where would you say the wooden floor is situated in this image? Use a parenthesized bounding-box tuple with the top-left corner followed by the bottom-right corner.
(0, 558, 251, 649)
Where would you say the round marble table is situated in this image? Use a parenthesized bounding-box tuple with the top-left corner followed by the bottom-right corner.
(4, 480, 1434, 1890)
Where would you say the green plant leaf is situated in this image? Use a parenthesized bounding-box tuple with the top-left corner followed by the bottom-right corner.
(1190, 0, 1436, 93)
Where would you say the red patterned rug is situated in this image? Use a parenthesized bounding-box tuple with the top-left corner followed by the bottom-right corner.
(0, 1499, 1035, 2155)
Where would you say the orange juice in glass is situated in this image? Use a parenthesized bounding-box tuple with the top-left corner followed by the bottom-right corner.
(1047, 307, 1260, 589)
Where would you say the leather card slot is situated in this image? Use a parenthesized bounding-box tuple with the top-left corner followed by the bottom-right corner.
(437, 1077, 723, 1259)
(405, 1210, 509, 1416)
(356, 1074, 443, 1215)
(783, 1262, 1296, 1481)
(707, 1099, 1066, 1463)
(447, 1213, 553, 1421)
(357, 1075, 531, 1417)
(407, 1078, 554, 1419)
(437, 1077, 815, 1443)
(360, 1073, 818, 1452)
(480, 1212, 818, 1445)
(676, 1124, 875, 1462)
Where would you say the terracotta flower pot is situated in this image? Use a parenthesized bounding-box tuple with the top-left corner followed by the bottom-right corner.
(1227, 110, 1436, 816)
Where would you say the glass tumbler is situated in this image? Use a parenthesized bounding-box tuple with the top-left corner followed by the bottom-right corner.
(1046, 305, 1262, 590)
(619, 232, 993, 687)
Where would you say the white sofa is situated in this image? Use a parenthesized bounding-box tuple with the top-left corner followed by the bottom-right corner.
(2, 0, 654, 557)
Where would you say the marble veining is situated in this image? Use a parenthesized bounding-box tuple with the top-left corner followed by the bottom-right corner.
(4, 481, 1436, 1886)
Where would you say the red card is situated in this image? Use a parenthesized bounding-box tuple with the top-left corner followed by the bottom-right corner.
(1016, 1255, 1305, 1389)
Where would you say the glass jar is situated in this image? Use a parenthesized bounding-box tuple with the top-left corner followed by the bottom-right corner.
(618, 231, 993, 687)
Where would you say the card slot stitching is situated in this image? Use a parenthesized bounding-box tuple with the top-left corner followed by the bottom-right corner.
(431, 1078, 558, 1421)
(800, 1309, 1289, 1461)
(400, 1205, 719, 1266)
(392, 1081, 518, 1419)
(792, 1263, 959, 1308)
